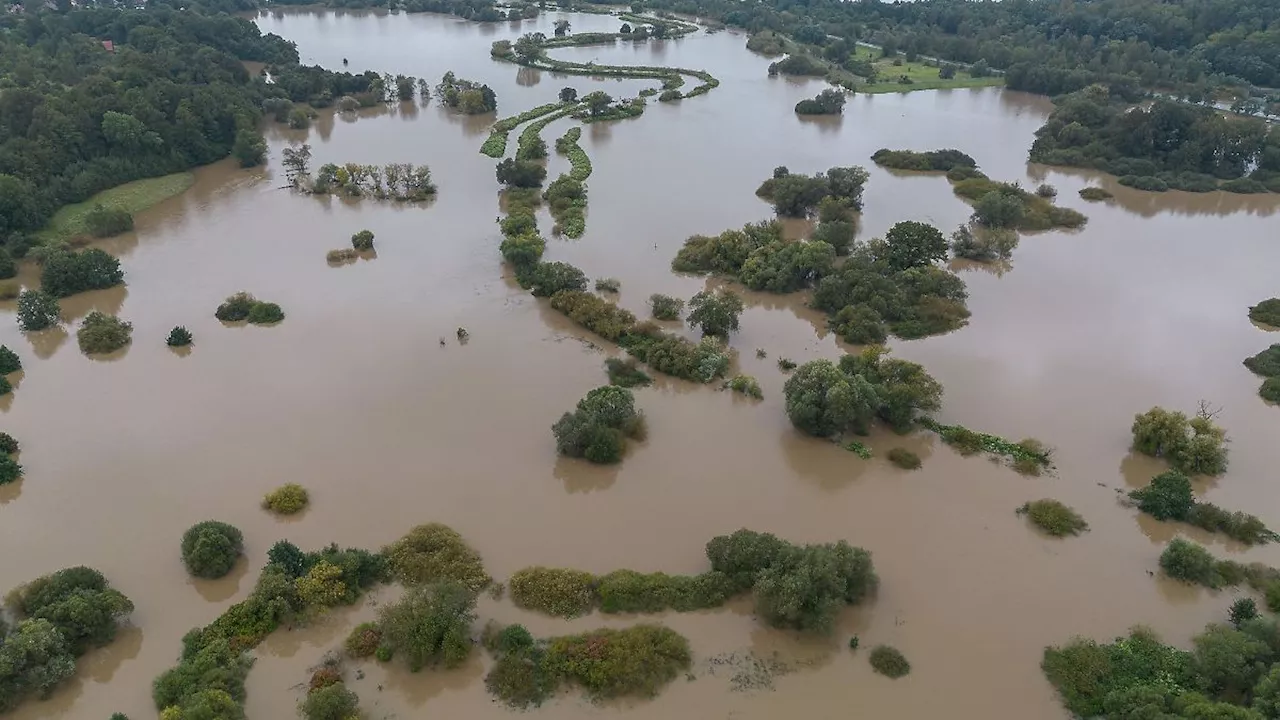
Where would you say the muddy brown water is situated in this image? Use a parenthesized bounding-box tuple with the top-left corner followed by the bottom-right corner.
(3, 9, 1280, 720)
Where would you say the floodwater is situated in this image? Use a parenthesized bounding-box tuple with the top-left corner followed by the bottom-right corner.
(4, 8, 1280, 720)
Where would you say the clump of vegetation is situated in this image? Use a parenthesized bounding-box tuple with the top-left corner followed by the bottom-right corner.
(436, 71, 497, 114)
(605, 357, 652, 388)
(527, 262, 587, 297)
(725, 375, 763, 399)
(509, 567, 598, 618)
(951, 172, 1087, 231)
(301, 681, 358, 720)
(0, 453, 21, 484)
(215, 292, 284, 325)
(1262, 377, 1280, 403)
(1130, 471, 1278, 545)
(844, 440, 872, 458)
(382, 523, 490, 591)
(649, 294, 684, 320)
(921, 418, 1053, 473)
(0, 432, 19, 455)
(1155, 537, 1271, 589)
(949, 223, 1018, 262)
(247, 302, 284, 325)
(887, 448, 921, 469)
(326, 248, 357, 263)
(84, 204, 134, 237)
(777, 357, 797, 371)
(871, 148, 977, 173)
(1078, 187, 1113, 201)
(756, 166, 869, 218)
(307, 159, 437, 201)
(350, 230, 375, 251)
(0, 346, 22, 375)
(1249, 298, 1280, 327)
(1245, 345, 1280, 377)
(76, 312, 132, 355)
(180, 521, 244, 579)
(1, 567, 134, 712)
(795, 88, 846, 115)
(552, 386, 647, 464)
(784, 348, 942, 437)
(376, 582, 476, 671)
(39, 247, 124, 298)
(1017, 500, 1089, 537)
(166, 326, 192, 347)
(496, 158, 548, 189)
(1229, 598, 1258, 627)
(344, 623, 382, 658)
(868, 645, 910, 678)
(595, 570, 736, 614)
(594, 278, 620, 293)
(262, 483, 309, 515)
(543, 174, 587, 237)
(1131, 405, 1229, 476)
(16, 290, 61, 331)
(687, 289, 744, 337)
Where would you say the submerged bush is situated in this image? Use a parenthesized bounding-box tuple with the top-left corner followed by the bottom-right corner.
(1263, 378, 1280, 403)
(509, 567, 598, 618)
(344, 622, 382, 658)
(262, 483, 309, 515)
(1245, 345, 1280, 377)
(377, 582, 476, 671)
(180, 521, 244, 579)
(40, 248, 123, 298)
(868, 645, 910, 678)
(552, 386, 646, 464)
(0, 345, 21, 374)
(16, 289, 60, 331)
(300, 682, 357, 720)
(649, 294, 684, 321)
(605, 357, 652, 388)
(1250, 299, 1280, 327)
(247, 302, 284, 325)
(725, 375, 763, 399)
(0, 454, 22, 484)
(687, 289, 744, 337)
(382, 523, 490, 591)
(754, 541, 878, 632)
(1131, 406, 1229, 476)
(594, 278, 620, 293)
(351, 230, 375, 251)
(0, 432, 19, 455)
(542, 625, 691, 698)
(1017, 500, 1088, 537)
(1160, 537, 1225, 587)
(166, 326, 193, 347)
(76, 312, 132, 354)
(1129, 471, 1194, 521)
(1078, 187, 1113, 201)
(595, 570, 736, 614)
(887, 448, 921, 469)
(527, 261, 588, 297)
(215, 292, 256, 321)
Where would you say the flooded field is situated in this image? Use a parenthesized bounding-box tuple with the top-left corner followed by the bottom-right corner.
(3, 8, 1280, 720)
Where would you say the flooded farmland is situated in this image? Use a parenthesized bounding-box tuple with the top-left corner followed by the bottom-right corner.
(3, 8, 1280, 720)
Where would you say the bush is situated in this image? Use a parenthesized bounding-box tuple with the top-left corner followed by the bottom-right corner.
(1035, 183, 1058, 198)
(1131, 406, 1229, 476)
(552, 386, 646, 464)
(0, 454, 22, 484)
(871, 148, 977, 172)
(1160, 538, 1224, 587)
(1245, 345, 1280, 377)
(1229, 598, 1258, 627)
(594, 278, 620, 293)
(344, 622, 382, 658)
(831, 304, 887, 344)
(262, 483, 309, 515)
(40, 248, 123, 297)
(887, 448, 921, 469)
(753, 541, 878, 632)
(496, 158, 547, 189)
(0, 345, 21, 374)
(725, 375, 763, 399)
(1078, 187, 1113, 201)
(509, 567, 598, 618)
(595, 570, 736, 613)
(350, 230, 375, 251)
(605, 357, 652, 388)
(541, 625, 691, 698)
(649, 294, 684, 320)
(1263, 378, 1280, 403)
(0, 432, 18, 455)
(377, 582, 476, 671)
(7, 566, 134, 657)
(869, 645, 910, 678)
(382, 523, 490, 591)
(166, 326, 193, 347)
(76, 312, 132, 354)
(84, 204, 134, 237)
(527, 261, 588, 297)
(550, 290, 636, 342)
(485, 646, 554, 708)
(949, 224, 1017, 262)
(777, 358, 797, 371)
(1017, 500, 1088, 537)
(705, 529, 790, 591)
(0, 250, 14, 280)
(16, 290, 60, 331)
(247, 302, 284, 325)
(658, 89, 681, 102)
(1129, 471, 1194, 521)
(215, 292, 257, 322)
(687, 289, 744, 337)
(300, 683, 358, 720)
(1250, 298, 1280, 327)
(180, 521, 244, 579)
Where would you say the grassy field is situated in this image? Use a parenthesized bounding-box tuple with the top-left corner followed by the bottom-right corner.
(849, 44, 1004, 94)
(38, 172, 194, 243)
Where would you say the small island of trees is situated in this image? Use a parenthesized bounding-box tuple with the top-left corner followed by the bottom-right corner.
(436, 71, 498, 114)
(795, 88, 846, 115)
(552, 386, 647, 464)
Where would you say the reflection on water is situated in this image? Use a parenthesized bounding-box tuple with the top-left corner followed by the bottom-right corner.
(3, 8, 1280, 720)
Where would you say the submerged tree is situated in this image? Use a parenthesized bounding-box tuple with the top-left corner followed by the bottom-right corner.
(687, 290, 745, 337)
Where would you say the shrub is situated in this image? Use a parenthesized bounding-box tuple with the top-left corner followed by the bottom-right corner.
(485, 646, 554, 708)
(39, 248, 123, 297)
(1036, 183, 1058, 198)
(76, 312, 132, 354)
(725, 375, 763, 399)
(0, 432, 18, 455)
(166, 326, 193, 347)
(527, 262, 587, 297)
(887, 448, 921, 469)
(1263, 378, 1280, 403)
(871, 148, 978, 173)
(344, 622, 382, 658)
(949, 224, 1017, 262)
(595, 570, 736, 614)
(1160, 538, 1224, 587)
(868, 645, 910, 678)
(308, 667, 340, 691)
(0, 250, 14, 280)
(1017, 500, 1088, 537)
(552, 386, 646, 464)
(496, 158, 547, 189)
(777, 357, 797, 371)
(1250, 299, 1280, 327)
(831, 304, 887, 344)
(350, 230, 374, 251)
(1229, 598, 1257, 627)
(509, 567, 598, 618)
(295, 561, 349, 608)
(262, 483, 309, 515)
(377, 582, 476, 671)
(300, 683, 358, 720)
(84, 204, 134, 237)
(1130, 471, 1194, 521)
(0, 454, 22, 484)
(658, 89, 681, 102)
(605, 357, 652, 388)
(1245, 345, 1280, 377)
(215, 292, 256, 322)
(550, 290, 636, 342)
(382, 523, 491, 591)
(541, 625, 691, 698)
(246, 302, 284, 325)
(594, 278, 620, 293)
(500, 234, 545, 275)
(1131, 406, 1229, 476)
(687, 289, 744, 337)
(267, 540, 309, 578)
(7, 566, 134, 656)
(16, 289, 60, 331)
(180, 521, 244, 579)
(1078, 187, 1113, 201)
(649, 294, 684, 320)
(0, 345, 20, 374)
(753, 541, 878, 632)
(495, 624, 534, 654)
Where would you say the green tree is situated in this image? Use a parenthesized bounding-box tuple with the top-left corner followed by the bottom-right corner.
(705, 529, 789, 591)
(559, 87, 578, 102)
(496, 158, 547, 189)
(377, 583, 476, 671)
(16, 290, 60, 331)
(351, 230, 375, 250)
(1253, 664, 1280, 718)
(527, 261, 587, 297)
(513, 32, 546, 62)
(1193, 624, 1269, 703)
(784, 360, 869, 437)
(1129, 471, 1194, 520)
(0, 345, 21, 374)
(552, 385, 646, 464)
(267, 540, 309, 578)
(879, 221, 948, 270)
(180, 521, 244, 579)
(76, 312, 133, 354)
(753, 541, 877, 632)
(40, 248, 124, 298)
(0, 619, 76, 708)
(972, 190, 1026, 227)
(231, 128, 267, 168)
(583, 91, 614, 116)
(300, 683, 358, 720)
(686, 290, 744, 337)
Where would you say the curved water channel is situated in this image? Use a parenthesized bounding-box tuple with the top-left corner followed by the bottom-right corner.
(3, 8, 1280, 720)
